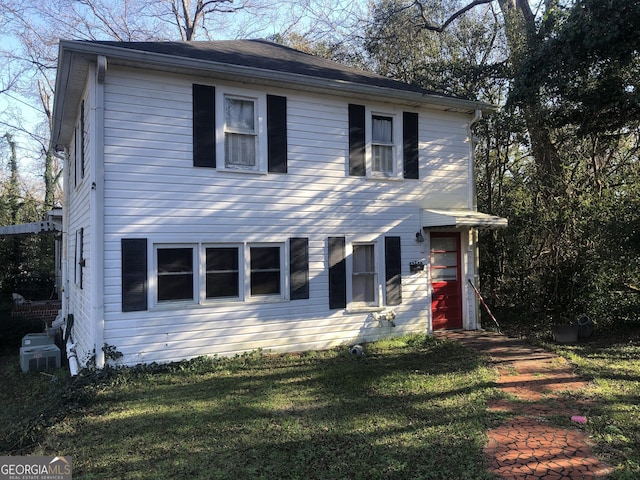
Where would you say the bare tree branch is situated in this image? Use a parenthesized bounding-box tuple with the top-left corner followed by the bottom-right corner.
(413, 0, 494, 33)
(77, 0, 128, 41)
(168, 0, 246, 41)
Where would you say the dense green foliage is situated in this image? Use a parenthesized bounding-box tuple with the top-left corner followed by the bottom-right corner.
(0, 135, 56, 303)
(514, 0, 640, 136)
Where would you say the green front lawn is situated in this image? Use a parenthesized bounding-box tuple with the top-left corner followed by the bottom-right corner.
(2, 335, 498, 479)
(544, 328, 640, 479)
(8, 329, 639, 479)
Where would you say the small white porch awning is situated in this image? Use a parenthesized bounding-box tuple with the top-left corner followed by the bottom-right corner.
(0, 209, 63, 237)
(423, 209, 508, 229)
(0, 220, 59, 236)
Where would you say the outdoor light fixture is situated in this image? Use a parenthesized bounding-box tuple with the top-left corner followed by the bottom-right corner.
(415, 231, 425, 243)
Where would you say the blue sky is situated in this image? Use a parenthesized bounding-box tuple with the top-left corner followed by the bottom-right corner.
(0, 0, 367, 184)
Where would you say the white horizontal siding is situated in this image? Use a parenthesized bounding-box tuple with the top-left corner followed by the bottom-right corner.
(419, 110, 471, 208)
(66, 86, 94, 364)
(95, 66, 471, 365)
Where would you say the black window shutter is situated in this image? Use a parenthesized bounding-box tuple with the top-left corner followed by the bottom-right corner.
(328, 237, 347, 309)
(385, 236, 402, 306)
(289, 237, 309, 300)
(73, 230, 80, 284)
(80, 100, 86, 179)
(193, 84, 216, 168)
(348, 104, 366, 176)
(403, 111, 419, 179)
(267, 94, 288, 173)
(122, 238, 148, 312)
(79, 228, 84, 290)
(75, 229, 84, 289)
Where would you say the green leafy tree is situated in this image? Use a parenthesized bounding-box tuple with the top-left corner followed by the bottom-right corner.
(363, 0, 640, 330)
(0, 133, 55, 302)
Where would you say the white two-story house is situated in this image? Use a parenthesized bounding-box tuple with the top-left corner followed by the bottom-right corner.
(51, 39, 507, 368)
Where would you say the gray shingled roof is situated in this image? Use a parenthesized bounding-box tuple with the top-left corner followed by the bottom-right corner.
(53, 39, 493, 150)
(87, 39, 436, 96)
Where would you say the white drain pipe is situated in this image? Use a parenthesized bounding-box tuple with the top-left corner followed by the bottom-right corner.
(66, 339, 79, 377)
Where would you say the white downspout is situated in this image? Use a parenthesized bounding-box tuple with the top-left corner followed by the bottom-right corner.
(66, 339, 79, 376)
(57, 150, 70, 328)
(58, 150, 77, 373)
(468, 109, 483, 330)
(90, 55, 107, 369)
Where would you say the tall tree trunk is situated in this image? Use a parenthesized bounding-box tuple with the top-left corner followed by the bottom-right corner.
(498, 0, 564, 189)
(43, 148, 55, 211)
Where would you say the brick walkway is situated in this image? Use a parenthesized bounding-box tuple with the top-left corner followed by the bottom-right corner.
(439, 331, 612, 479)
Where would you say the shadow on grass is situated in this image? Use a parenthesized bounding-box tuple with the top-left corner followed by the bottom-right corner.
(35, 336, 499, 480)
(543, 335, 640, 478)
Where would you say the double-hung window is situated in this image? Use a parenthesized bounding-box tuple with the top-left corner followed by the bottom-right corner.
(328, 236, 402, 311)
(368, 111, 400, 178)
(250, 245, 282, 297)
(348, 104, 419, 179)
(351, 243, 378, 307)
(193, 84, 287, 173)
(371, 115, 394, 175)
(224, 96, 258, 169)
(206, 246, 240, 299)
(156, 246, 195, 303)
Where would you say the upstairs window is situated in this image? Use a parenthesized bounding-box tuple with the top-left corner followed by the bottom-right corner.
(80, 100, 86, 179)
(74, 100, 86, 187)
(348, 104, 419, 179)
(193, 85, 287, 173)
(224, 96, 258, 170)
(371, 115, 394, 175)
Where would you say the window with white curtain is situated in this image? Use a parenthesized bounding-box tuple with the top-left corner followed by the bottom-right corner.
(351, 243, 377, 306)
(372, 115, 394, 174)
(224, 96, 257, 168)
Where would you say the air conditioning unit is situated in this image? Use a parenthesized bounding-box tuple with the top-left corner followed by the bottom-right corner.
(22, 333, 55, 347)
(20, 344, 61, 373)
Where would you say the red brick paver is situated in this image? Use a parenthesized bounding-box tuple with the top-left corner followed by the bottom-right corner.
(439, 331, 612, 479)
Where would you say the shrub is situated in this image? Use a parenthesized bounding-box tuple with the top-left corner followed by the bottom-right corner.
(0, 309, 45, 354)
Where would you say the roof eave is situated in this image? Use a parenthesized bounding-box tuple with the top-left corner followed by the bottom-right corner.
(51, 43, 92, 152)
(51, 41, 495, 150)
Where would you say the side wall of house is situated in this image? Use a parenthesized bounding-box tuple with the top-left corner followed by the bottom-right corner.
(100, 67, 475, 365)
(64, 80, 94, 364)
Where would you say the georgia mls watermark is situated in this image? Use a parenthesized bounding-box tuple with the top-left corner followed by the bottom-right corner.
(0, 456, 72, 480)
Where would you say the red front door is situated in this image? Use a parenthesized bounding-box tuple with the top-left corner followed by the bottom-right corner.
(430, 232, 463, 330)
